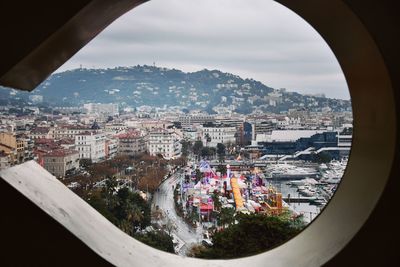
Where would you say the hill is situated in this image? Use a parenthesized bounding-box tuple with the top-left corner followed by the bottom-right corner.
(0, 65, 351, 114)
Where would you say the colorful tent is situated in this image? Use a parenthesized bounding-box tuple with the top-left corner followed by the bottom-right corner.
(230, 177, 244, 208)
(200, 203, 213, 211)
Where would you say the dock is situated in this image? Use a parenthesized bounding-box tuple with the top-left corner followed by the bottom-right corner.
(283, 197, 317, 203)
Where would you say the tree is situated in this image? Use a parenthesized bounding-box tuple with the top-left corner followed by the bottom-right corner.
(216, 164, 227, 175)
(193, 140, 203, 159)
(128, 204, 145, 230)
(134, 231, 175, 253)
(101, 176, 118, 209)
(187, 244, 208, 258)
(218, 207, 235, 228)
(113, 187, 151, 231)
(195, 213, 302, 259)
(86, 190, 118, 225)
(195, 168, 202, 183)
(181, 140, 192, 157)
(217, 143, 226, 162)
(79, 158, 92, 168)
(211, 192, 222, 211)
(201, 147, 215, 159)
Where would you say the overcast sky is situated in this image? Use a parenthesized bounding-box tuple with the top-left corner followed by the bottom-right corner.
(56, 0, 350, 100)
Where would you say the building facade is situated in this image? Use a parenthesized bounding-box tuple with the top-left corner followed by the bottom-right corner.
(178, 114, 215, 129)
(75, 131, 106, 162)
(0, 132, 30, 164)
(148, 129, 181, 159)
(116, 130, 146, 157)
(43, 149, 79, 178)
(0, 151, 11, 170)
(53, 126, 90, 140)
(83, 103, 119, 116)
(105, 137, 118, 159)
(201, 123, 236, 147)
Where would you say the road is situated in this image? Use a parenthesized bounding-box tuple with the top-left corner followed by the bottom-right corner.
(152, 171, 202, 255)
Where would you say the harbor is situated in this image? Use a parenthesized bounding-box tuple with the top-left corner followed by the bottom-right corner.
(267, 158, 348, 222)
(156, 156, 349, 241)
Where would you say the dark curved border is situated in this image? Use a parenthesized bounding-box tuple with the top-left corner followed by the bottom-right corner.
(0, 0, 398, 266)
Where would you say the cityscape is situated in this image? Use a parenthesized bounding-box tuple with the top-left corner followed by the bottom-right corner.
(0, 66, 352, 258)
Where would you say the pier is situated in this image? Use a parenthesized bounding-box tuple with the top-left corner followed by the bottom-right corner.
(283, 196, 317, 203)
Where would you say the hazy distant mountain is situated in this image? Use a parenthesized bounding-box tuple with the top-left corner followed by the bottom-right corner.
(0, 65, 351, 114)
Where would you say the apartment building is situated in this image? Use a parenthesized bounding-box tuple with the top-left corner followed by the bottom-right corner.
(105, 137, 118, 159)
(43, 149, 79, 178)
(201, 123, 236, 147)
(116, 130, 146, 157)
(53, 125, 90, 140)
(75, 131, 106, 162)
(0, 132, 30, 164)
(83, 103, 119, 116)
(148, 129, 181, 159)
(178, 114, 215, 129)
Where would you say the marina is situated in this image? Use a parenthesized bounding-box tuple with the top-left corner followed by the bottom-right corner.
(266, 158, 348, 222)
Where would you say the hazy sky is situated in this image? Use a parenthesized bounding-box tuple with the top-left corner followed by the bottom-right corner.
(56, 0, 350, 100)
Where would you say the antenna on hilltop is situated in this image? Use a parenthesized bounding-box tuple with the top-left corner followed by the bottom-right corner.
(153, 61, 156, 67)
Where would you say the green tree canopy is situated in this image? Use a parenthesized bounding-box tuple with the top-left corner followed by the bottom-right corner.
(201, 147, 215, 159)
(193, 140, 203, 158)
(216, 143, 226, 156)
(195, 213, 301, 259)
(134, 231, 175, 253)
(216, 164, 227, 175)
(181, 140, 192, 157)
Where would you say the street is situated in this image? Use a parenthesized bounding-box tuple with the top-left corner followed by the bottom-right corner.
(152, 170, 203, 256)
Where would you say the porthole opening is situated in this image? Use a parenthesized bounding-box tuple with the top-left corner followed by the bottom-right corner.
(0, 0, 353, 260)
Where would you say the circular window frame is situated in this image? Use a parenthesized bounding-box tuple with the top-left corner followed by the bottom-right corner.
(0, 0, 396, 266)
(106, 1, 394, 266)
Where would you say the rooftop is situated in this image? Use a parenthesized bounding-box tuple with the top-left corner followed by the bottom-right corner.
(116, 130, 141, 139)
(31, 127, 49, 134)
(43, 149, 78, 157)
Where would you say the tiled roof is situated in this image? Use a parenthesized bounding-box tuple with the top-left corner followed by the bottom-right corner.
(116, 130, 141, 139)
(43, 149, 78, 157)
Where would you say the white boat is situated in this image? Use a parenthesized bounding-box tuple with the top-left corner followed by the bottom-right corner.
(266, 163, 318, 180)
(286, 178, 318, 186)
(298, 184, 318, 197)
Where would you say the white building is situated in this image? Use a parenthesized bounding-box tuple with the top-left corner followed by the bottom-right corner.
(201, 123, 236, 147)
(53, 125, 90, 140)
(178, 114, 215, 129)
(83, 103, 119, 116)
(182, 128, 202, 142)
(75, 131, 106, 162)
(258, 130, 324, 143)
(104, 123, 127, 134)
(148, 129, 181, 160)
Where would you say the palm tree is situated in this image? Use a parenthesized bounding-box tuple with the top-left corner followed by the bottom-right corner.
(126, 203, 145, 231)
(119, 219, 134, 235)
(103, 176, 117, 209)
